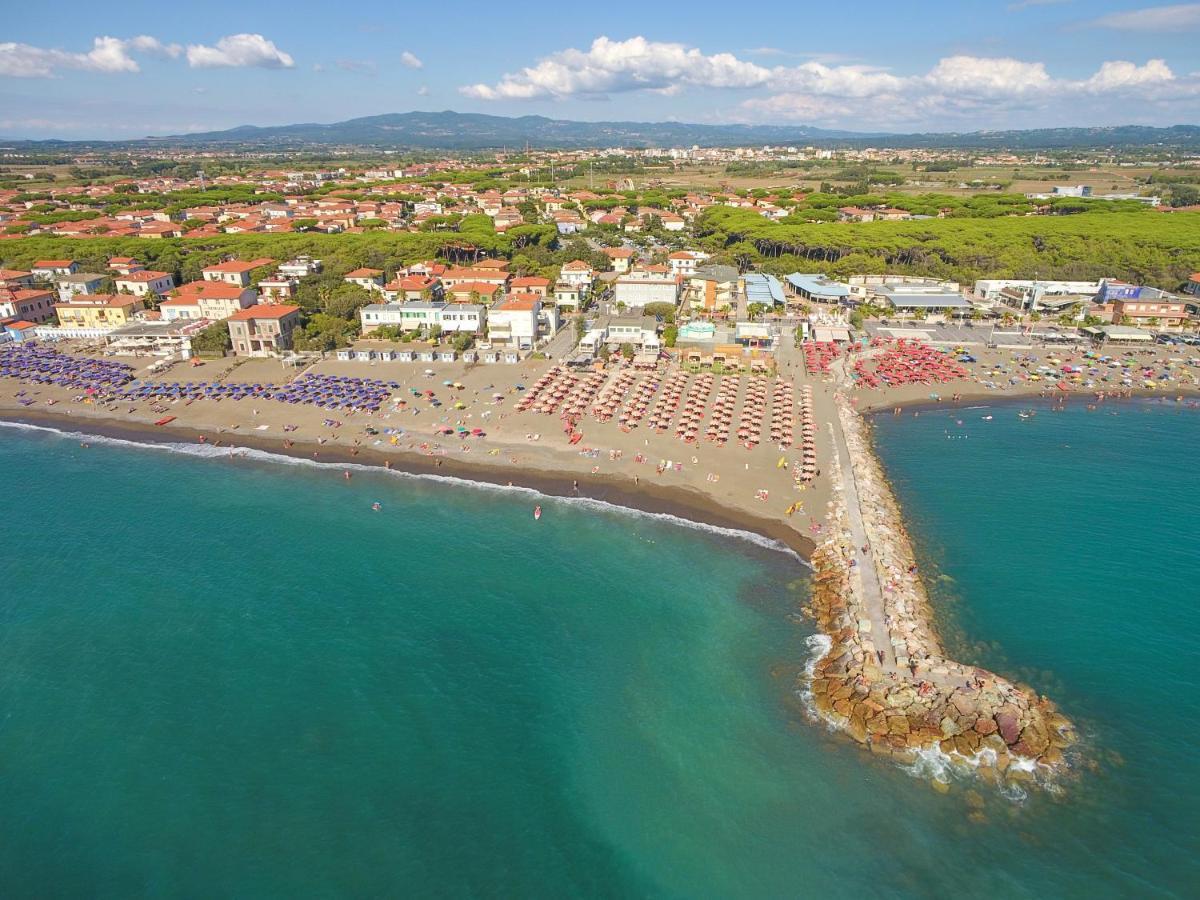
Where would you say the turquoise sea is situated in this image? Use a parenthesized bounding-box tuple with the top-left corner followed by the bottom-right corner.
(0, 402, 1196, 898)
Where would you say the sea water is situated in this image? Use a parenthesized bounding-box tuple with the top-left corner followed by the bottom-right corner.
(0, 407, 1196, 898)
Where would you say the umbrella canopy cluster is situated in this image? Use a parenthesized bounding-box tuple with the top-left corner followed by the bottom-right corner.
(795, 385, 818, 485)
(618, 375, 659, 430)
(592, 369, 637, 423)
(117, 372, 396, 411)
(673, 373, 714, 443)
(735, 375, 770, 449)
(854, 340, 969, 388)
(646, 372, 689, 433)
(769, 379, 795, 447)
(0, 343, 134, 392)
(802, 340, 841, 375)
(704, 376, 739, 445)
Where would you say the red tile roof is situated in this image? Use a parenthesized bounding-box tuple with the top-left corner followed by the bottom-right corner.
(228, 304, 299, 320)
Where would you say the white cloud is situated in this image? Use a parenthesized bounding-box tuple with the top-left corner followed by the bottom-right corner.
(416, 85, 430, 96)
(460, 36, 771, 100)
(1082, 58, 1175, 90)
(925, 55, 1053, 95)
(0, 35, 180, 77)
(1091, 3, 1200, 30)
(400, 51, 423, 69)
(775, 61, 905, 97)
(128, 36, 183, 58)
(186, 34, 294, 69)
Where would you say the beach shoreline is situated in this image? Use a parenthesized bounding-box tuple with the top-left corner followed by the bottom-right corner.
(0, 405, 818, 563)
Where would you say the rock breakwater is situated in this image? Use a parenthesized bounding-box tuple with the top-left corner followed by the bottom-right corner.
(801, 395, 1076, 790)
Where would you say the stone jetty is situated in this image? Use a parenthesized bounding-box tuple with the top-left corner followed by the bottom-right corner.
(801, 393, 1076, 788)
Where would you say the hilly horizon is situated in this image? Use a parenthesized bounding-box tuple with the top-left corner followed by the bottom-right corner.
(6, 110, 1200, 151)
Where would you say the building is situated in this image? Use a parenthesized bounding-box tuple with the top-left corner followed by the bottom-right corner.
(56, 273, 106, 303)
(0, 268, 35, 288)
(441, 267, 510, 290)
(1186, 274, 1200, 298)
(0, 288, 56, 324)
(509, 276, 551, 298)
(1112, 297, 1189, 327)
(114, 270, 176, 298)
(359, 300, 485, 335)
(104, 319, 210, 358)
(602, 247, 635, 273)
(437, 303, 485, 334)
(667, 251, 704, 276)
(604, 317, 661, 352)
(444, 281, 503, 305)
(278, 256, 322, 278)
(973, 279, 1100, 302)
(107, 257, 144, 276)
(53, 294, 144, 329)
(32, 260, 77, 279)
(202, 258, 274, 287)
(227, 305, 301, 356)
(614, 269, 680, 309)
(553, 282, 584, 310)
(487, 296, 540, 349)
(684, 266, 740, 314)
(383, 275, 441, 302)
(559, 260, 595, 289)
(743, 273, 786, 308)
(257, 277, 296, 301)
(344, 267, 385, 292)
(160, 282, 256, 322)
(874, 284, 973, 317)
(786, 273, 852, 306)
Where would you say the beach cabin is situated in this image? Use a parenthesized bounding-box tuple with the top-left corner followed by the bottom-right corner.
(503, 350, 521, 364)
(437, 349, 456, 363)
(396, 349, 416, 363)
(482, 349, 501, 364)
(377, 349, 398, 361)
(461, 350, 478, 363)
(353, 349, 376, 362)
(418, 349, 436, 363)
(712, 344, 744, 371)
(335, 348, 353, 361)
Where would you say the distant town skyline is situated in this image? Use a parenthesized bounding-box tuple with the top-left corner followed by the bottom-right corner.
(4, 0, 1200, 139)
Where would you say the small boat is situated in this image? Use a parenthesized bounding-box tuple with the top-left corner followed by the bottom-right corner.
(154, 416, 176, 426)
(534, 506, 542, 521)
(981, 415, 993, 421)
(1018, 411, 1035, 420)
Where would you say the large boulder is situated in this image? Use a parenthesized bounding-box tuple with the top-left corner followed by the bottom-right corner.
(974, 716, 998, 736)
(995, 709, 1022, 745)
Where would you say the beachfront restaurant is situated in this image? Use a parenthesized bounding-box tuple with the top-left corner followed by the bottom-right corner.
(1083, 325, 1154, 345)
(875, 286, 974, 319)
(786, 273, 852, 306)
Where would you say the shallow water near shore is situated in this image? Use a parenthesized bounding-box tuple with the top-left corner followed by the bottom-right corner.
(1, 405, 1196, 897)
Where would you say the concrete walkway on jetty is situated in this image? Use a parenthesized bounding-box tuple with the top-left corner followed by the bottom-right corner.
(827, 414, 895, 673)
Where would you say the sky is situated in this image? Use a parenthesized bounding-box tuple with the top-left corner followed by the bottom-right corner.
(3, 0, 1200, 140)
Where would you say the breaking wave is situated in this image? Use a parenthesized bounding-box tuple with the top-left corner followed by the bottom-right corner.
(0, 419, 807, 564)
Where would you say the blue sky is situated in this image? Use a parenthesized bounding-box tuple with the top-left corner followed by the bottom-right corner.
(3, 0, 1199, 139)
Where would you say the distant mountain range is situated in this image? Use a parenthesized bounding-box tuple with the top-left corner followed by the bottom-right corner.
(9, 111, 1200, 151)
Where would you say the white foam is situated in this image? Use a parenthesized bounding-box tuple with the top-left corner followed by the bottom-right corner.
(796, 633, 837, 725)
(0, 419, 808, 564)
